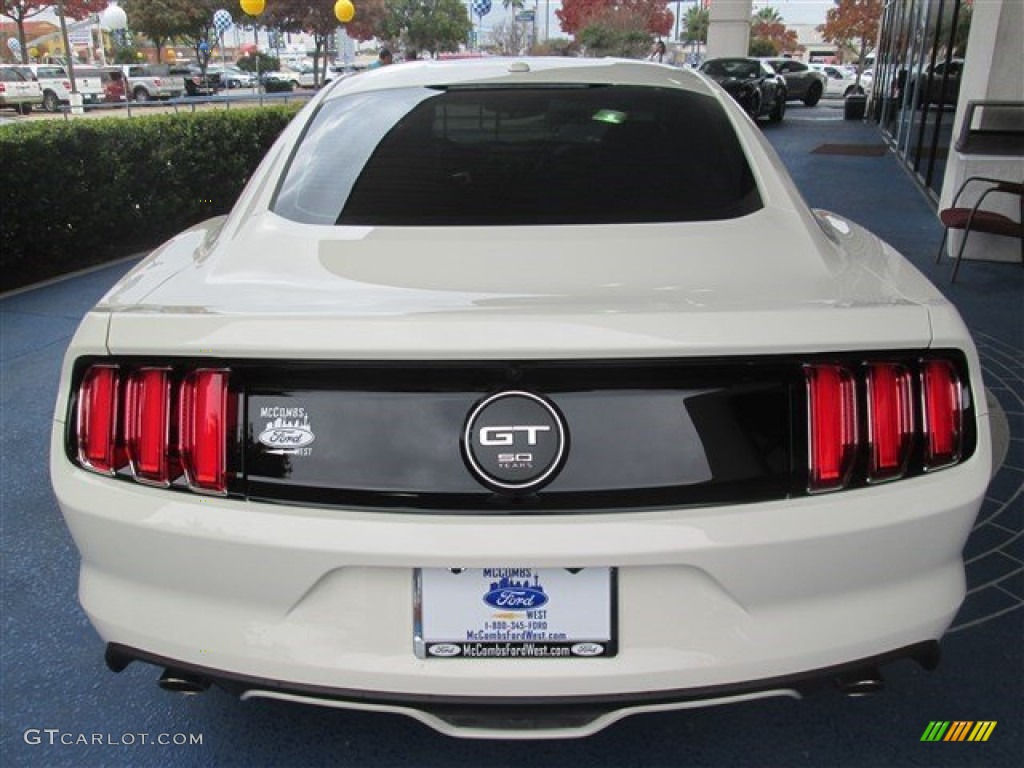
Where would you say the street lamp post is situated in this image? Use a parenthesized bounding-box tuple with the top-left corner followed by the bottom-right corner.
(100, 1, 129, 113)
(239, 0, 266, 103)
(55, 2, 80, 113)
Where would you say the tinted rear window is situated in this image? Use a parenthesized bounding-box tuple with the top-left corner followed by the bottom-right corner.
(0, 67, 27, 82)
(273, 85, 761, 226)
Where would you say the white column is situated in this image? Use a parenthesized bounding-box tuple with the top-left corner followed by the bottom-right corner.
(940, 0, 1024, 262)
(706, 0, 752, 60)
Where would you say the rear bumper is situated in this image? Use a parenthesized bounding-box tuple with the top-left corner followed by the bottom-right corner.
(52, 414, 991, 736)
(106, 640, 940, 739)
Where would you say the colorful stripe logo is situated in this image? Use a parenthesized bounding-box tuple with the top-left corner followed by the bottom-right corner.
(921, 721, 997, 742)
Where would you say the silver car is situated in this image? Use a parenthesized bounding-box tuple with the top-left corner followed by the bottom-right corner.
(761, 58, 829, 105)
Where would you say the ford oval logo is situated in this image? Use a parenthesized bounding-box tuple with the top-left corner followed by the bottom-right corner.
(258, 426, 315, 449)
(427, 643, 462, 657)
(482, 587, 549, 611)
(571, 643, 604, 657)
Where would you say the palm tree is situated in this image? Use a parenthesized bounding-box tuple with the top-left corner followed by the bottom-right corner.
(686, 5, 709, 46)
(754, 7, 784, 25)
(502, 0, 524, 10)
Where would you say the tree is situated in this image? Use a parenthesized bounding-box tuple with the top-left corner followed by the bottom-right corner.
(819, 0, 882, 78)
(577, 7, 652, 58)
(122, 0, 221, 70)
(260, 1, 340, 86)
(750, 5, 797, 55)
(1, 1, 107, 64)
(490, 16, 529, 55)
(122, 0, 196, 63)
(237, 51, 279, 73)
(344, 0, 388, 43)
(748, 37, 777, 56)
(685, 4, 709, 46)
(753, 7, 783, 25)
(2, 1, 50, 62)
(557, 0, 672, 39)
(173, 0, 221, 73)
(379, 0, 472, 57)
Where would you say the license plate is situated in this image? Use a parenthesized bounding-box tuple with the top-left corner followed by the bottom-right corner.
(414, 567, 616, 659)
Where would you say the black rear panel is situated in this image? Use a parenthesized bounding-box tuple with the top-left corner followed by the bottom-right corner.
(240, 360, 796, 512)
(65, 352, 977, 514)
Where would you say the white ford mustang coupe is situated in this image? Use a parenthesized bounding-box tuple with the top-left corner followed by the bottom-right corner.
(52, 58, 991, 739)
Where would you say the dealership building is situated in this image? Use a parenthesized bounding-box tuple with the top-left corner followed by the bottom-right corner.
(708, 0, 1022, 265)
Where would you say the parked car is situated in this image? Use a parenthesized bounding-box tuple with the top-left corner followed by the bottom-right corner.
(207, 64, 257, 89)
(53, 57, 989, 740)
(0, 65, 42, 114)
(810, 63, 868, 98)
(17, 63, 104, 112)
(858, 68, 876, 92)
(96, 67, 127, 102)
(170, 65, 222, 97)
(699, 57, 786, 121)
(259, 71, 296, 92)
(285, 62, 334, 88)
(121, 64, 185, 101)
(907, 58, 965, 106)
(759, 57, 828, 106)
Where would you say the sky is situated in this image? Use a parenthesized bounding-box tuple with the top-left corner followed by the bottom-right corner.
(752, 1, 835, 25)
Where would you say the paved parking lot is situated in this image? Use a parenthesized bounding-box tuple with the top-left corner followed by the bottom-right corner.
(1, 102, 1021, 767)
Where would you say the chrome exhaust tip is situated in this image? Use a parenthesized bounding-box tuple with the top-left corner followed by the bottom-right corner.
(158, 668, 211, 695)
(836, 668, 885, 697)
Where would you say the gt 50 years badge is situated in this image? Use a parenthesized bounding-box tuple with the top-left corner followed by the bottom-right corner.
(462, 391, 567, 492)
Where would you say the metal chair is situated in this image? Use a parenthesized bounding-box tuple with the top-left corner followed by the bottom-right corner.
(935, 175, 1024, 282)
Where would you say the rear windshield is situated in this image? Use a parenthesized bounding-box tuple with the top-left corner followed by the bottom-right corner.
(0, 67, 28, 82)
(273, 85, 761, 226)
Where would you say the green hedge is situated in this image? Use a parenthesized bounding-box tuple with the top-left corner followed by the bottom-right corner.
(0, 105, 301, 292)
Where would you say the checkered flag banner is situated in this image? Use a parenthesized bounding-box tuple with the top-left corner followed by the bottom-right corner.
(471, 0, 492, 18)
(213, 9, 232, 37)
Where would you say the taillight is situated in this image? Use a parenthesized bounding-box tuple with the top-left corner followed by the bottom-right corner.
(124, 367, 175, 485)
(178, 369, 230, 494)
(805, 364, 858, 492)
(154, 78, 162, 86)
(74, 363, 232, 494)
(805, 356, 969, 492)
(922, 359, 963, 469)
(76, 365, 123, 474)
(62, 80, 71, 89)
(866, 363, 914, 482)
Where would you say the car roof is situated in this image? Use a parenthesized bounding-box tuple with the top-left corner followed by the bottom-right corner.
(322, 58, 713, 101)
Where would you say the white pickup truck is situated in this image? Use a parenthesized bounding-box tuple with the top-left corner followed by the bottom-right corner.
(121, 64, 185, 101)
(20, 64, 104, 112)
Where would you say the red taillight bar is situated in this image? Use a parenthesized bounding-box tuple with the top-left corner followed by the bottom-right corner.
(922, 359, 963, 469)
(178, 369, 231, 495)
(805, 364, 858, 492)
(124, 367, 175, 486)
(866, 363, 914, 482)
(75, 364, 232, 494)
(76, 365, 123, 474)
